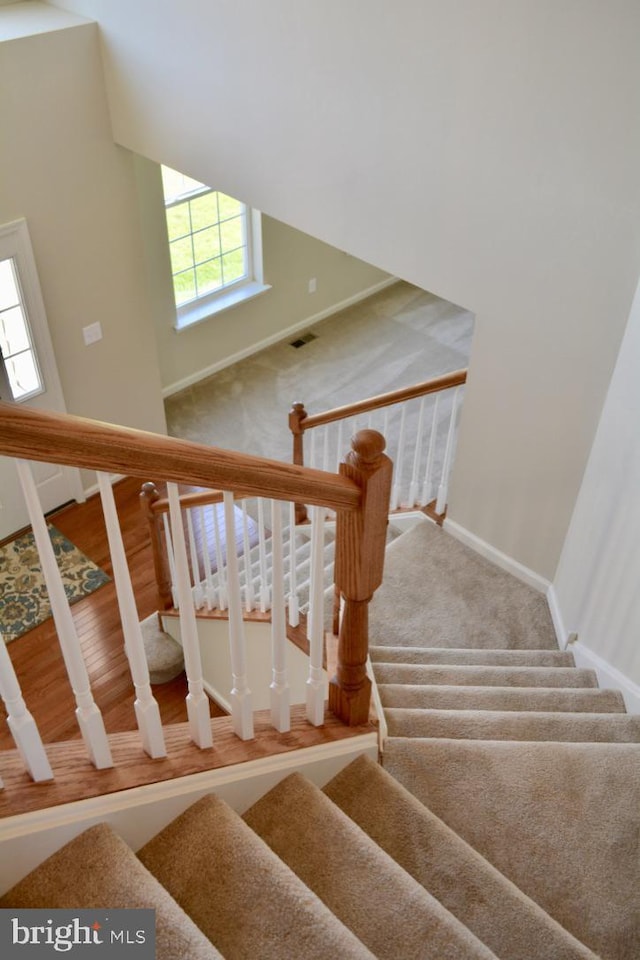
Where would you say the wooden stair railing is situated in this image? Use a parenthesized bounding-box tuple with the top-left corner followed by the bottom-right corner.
(0, 401, 391, 801)
(289, 367, 467, 523)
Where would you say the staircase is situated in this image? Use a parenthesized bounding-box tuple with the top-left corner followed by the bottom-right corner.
(1, 519, 637, 959)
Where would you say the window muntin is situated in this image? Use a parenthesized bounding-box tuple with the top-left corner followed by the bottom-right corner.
(161, 165, 250, 309)
(0, 256, 43, 400)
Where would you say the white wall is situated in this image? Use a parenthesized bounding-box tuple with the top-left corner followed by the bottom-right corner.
(0, 5, 166, 446)
(553, 279, 640, 689)
(46, 0, 640, 579)
(133, 156, 391, 393)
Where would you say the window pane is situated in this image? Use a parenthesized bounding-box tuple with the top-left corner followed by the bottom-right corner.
(166, 204, 191, 242)
(219, 216, 244, 253)
(196, 260, 223, 295)
(6, 349, 40, 399)
(218, 194, 243, 219)
(173, 269, 197, 305)
(193, 226, 221, 264)
(169, 236, 194, 274)
(161, 166, 206, 204)
(0, 305, 30, 356)
(221, 249, 247, 285)
(190, 193, 218, 232)
(0, 259, 20, 312)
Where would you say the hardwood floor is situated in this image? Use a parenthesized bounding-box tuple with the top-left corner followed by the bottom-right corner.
(0, 477, 227, 752)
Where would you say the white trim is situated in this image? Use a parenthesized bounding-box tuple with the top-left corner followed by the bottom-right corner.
(174, 280, 271, 331)
(443, 518, 551, 594)
(546, 583, 569, 649)
(569, 641, 640, 715)
(162, 276, 398, 398)
(0, 734, 377, 895)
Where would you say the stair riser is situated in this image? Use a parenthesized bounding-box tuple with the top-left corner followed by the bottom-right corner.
(378, 685, 628, 713)
(385, 709, 640, 743)
(373, 664, 598, 688)
(370, 647, 575, 667)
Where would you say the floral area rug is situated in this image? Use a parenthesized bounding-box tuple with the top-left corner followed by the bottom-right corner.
(0, 525, 110, 643)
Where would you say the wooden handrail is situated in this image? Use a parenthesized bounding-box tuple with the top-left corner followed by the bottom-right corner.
(292, 368, 467, 432)
(0, 402, 361, 512)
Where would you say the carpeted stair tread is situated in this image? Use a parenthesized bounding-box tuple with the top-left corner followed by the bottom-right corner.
(243, 772, 499, 960)
(369, 521, 558, 649)
(0, 823, 223, 960)
(385, 707, 640, 742)
(373, 661, 598, 688)
(138, 794, 375, 960)
(383, 737, 640, 960)
(324, 755, 598, 960)
(370, 645, 575, 667)
(378, 682, 627, 712)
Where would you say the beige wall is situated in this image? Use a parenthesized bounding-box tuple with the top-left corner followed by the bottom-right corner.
(48, 0, 640, 580)
(0, 10, 166, 446)
(133, 156, 390, 393)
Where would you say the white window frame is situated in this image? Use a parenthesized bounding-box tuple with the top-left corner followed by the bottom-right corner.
(161, 168, 270, 331)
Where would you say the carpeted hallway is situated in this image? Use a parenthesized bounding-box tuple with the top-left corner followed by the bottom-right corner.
(2, 518, 638, 959)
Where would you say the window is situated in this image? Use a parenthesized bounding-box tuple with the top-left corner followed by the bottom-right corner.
(161, 165, 269, 329)
(0, 255, 43, 401)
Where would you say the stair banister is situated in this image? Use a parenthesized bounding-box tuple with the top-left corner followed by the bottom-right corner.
(332, 430, 393, 725)
(0, 402, 388, 730)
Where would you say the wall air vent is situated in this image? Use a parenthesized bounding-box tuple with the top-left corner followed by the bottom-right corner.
(289, 332, 317, 349)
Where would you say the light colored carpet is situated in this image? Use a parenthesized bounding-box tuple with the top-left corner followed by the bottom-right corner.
(384, 739, 640, 960)
(165, 281, 474, 464)
(0, 823, 222, 960)
(369, 521, 557, 649)
(370, 645, 575, 666)
(378, 683, 627, 712)
(139, 793, 374, 960)
(385, 707, 640, 742)
(369, 519, 639, 958)
(324, 755, 598, 960)
(243, 771, 499, 960)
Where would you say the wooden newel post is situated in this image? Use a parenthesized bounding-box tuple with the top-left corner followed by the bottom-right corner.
(289, 401, 309, 524)
(331, 429, 392, 726)
(140, 482, 173, 610)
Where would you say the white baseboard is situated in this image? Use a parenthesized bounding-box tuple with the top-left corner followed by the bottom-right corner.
(546, 583, 569, 649)
(162, 277, 398, 398)
(569, 641, 640, 715)
(443, 518, 551, 594)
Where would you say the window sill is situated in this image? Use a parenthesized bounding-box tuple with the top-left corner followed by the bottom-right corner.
(173, 281, 272, 332)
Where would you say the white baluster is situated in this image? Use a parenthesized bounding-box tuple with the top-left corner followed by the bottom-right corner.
(0, 639, 53, 781)
(306, 506, 326, 726)
(391, 404, 407, 510)
(322, 426, 330, 471)
(212, 502, 227, 611)
(335, 419, 344, 471)
(15, 459, 113, 769)
(198, 506, 216, 610)
(309, 429, 317, 469)
(257, 497, 270, 612)
(288, 501, 299, 627)
(269, 500, 290, 732)
(223, 491, 254, 740)
(241, 500, 256, 613)
(97, 473, 166, 759)
(186, 509, 204, 609)
(408, 396, 426, 507)
(421, 393, 440, 506)
(167, 483, 212, 749)
(435, 386, 462, 515)
(162, 513, 179, 608)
